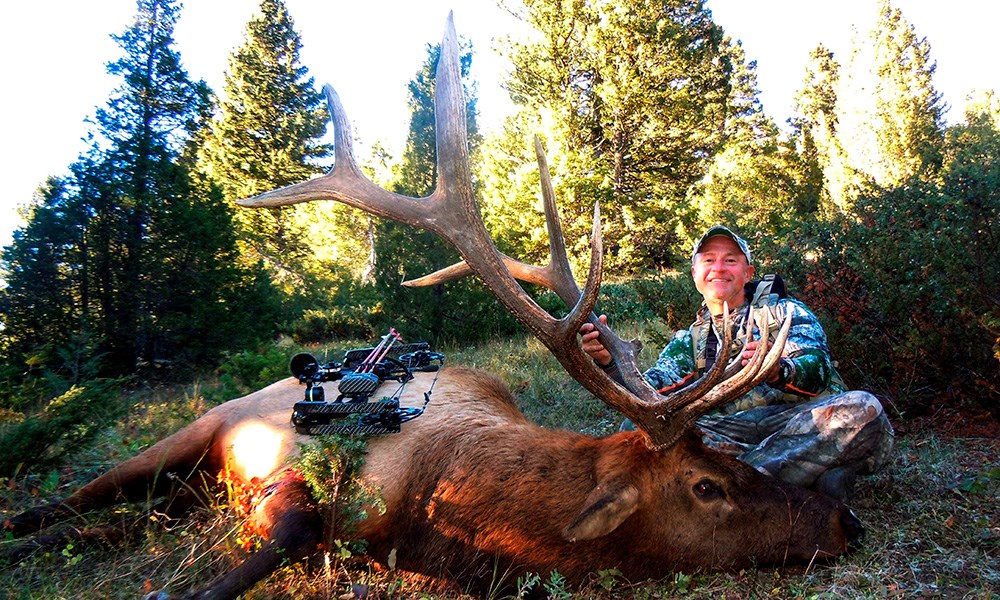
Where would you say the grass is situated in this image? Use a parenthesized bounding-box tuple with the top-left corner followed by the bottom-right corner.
(1, 326, 998, 599)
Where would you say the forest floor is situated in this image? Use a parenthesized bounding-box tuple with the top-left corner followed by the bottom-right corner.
(1, 336, 997, 599)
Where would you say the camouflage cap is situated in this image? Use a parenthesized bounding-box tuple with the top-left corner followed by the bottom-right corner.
(691, 225, 752, 265)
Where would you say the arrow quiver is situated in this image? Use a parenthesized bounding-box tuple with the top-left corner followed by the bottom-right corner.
(289, 337, 444, 436)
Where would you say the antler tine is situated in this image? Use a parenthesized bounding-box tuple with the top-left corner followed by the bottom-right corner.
(402, 135, 582, 307)
(238, 13, 467, 238)
(654, 305, 736, 413)
(718, 309, 792, 400)
(721, 310, 755, 380)
(690, 310, 792, 414)
(650, 309, 793, 447)
(533, 135, 583, 303)
(237, 82, 432, 222)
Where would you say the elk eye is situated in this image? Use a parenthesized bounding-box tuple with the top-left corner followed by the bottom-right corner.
(693, 479, 722, 500)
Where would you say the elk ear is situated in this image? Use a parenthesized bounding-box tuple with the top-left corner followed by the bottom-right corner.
(561, 482, 640, 542)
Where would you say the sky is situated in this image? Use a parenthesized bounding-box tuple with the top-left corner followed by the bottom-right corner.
(1, 0, 998, 249)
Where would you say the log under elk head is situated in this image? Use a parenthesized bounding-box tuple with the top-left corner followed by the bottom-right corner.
(4, 14, 864, 600)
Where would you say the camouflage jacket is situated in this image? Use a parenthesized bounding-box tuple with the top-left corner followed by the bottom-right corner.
(643, 298, 846, 415)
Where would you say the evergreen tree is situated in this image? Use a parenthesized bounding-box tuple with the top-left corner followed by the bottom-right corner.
(687, 39, 798, 259)
(789, 45, 852, 215)
(0, 180, 88, 367)
(202, 0, 337, 284)
(500, 0, 732, 270)
(82, 0, 219, 369)
(371, 41, 512, 343)
(837, 0, 945, 192)
(1, 0, 278, 375)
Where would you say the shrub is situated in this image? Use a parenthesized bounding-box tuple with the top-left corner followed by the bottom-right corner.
(211, 347, 292, 402)
(593, 282, 658, 323)
(796, 171, 1000, 416)
(0, 377, 125, 476)
(632, 273, 702, 331)
(294, 435, 385, 562)
(290, 307, 380, 345)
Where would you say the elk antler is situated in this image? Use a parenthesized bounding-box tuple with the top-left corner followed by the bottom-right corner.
(237, 13, 791, 450)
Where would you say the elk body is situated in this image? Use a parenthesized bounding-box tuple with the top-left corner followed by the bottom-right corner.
(4, 15, 864, 599)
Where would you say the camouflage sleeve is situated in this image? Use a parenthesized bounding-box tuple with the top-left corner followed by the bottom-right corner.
(643, 329, 698, 392)
(774, 299, 834, 397)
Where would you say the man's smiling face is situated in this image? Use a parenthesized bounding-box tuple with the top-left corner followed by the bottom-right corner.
(691, 235, 756, 314)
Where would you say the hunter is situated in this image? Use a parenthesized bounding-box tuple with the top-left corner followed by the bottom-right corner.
(579, 225, 895, 501)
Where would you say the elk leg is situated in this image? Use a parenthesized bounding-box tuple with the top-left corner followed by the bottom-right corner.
(173, 471, 322, 600)
(4, 414, 223, 537)
(1, 521, 128, 564)
(0, 466, 217, 564)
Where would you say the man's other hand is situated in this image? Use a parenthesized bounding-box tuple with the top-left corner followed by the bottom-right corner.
(741, 339, 781, 383)
(579, 314, 613, 368)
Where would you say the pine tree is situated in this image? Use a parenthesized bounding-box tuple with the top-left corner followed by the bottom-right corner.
(500, 0, 732, 270)
(837, 0, 945, 192)
(202, 0, 333, 282)
(0, 180, 88, 366)
(371, 42, 507, 343)
(1, 0, 278, 375)
(687, 39, 797, 256)
(79, 0, 214, 369)
(789, 45, 852, 215)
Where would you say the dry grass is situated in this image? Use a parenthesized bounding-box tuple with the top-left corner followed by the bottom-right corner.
(1, 330, 997, 600)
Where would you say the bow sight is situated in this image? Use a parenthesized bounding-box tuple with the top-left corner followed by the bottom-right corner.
(289, 330, 444, 435)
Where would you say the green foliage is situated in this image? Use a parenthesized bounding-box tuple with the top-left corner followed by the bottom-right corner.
(949, 467, 1000, 496)
(631, 274, 702, 331)
(201, 0, 330, 268)
(83, 0, 218, 370)
(210, 346, 291, 401)
(513, 572, 541, 599)
(497, 0, 733, 271)
(790, 44, 850, 215)
(294, 435, 385, 557)
(0, 376, 125, 476)
(595, 568, 622, 592)
(791, 137, 1000, 414)
(0, 179, 89, 368)
(836, 0, 945, 195)
(196, 0, 375, 350)
(543, 570, 573, 600)
(671, 571, 693, 594)
(689, 40, 799, 238)
(0, 0, 280, 378)
(592, 283, 657, 323)
(284, 265, 383, 344)
(291, 307, 378, 345)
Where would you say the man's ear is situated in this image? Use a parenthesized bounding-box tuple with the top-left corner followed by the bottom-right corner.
(561, 481, 640, 542)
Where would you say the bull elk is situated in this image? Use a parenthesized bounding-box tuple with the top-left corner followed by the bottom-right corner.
(3, 14, 864, 599)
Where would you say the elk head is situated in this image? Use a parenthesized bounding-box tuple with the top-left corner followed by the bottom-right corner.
(239, 13, 790, 453)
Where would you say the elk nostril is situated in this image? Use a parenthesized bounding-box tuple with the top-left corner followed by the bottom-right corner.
(841, 508, 866, 549)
